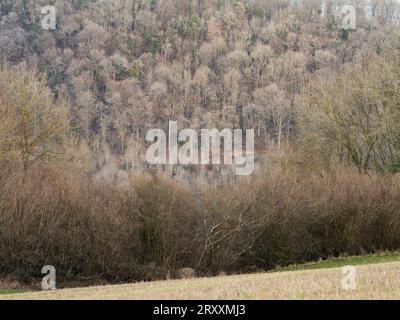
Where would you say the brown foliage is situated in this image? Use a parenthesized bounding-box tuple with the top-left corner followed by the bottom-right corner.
(0, 164, 400, 285)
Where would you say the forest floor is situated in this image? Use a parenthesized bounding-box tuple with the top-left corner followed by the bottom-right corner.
(1, 252, 400, 300)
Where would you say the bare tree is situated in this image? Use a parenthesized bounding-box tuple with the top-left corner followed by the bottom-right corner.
(0, 64, 69, 175)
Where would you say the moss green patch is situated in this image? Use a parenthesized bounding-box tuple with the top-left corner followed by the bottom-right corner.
(0, 289, 26, 295)
(274, 251, 400, 272)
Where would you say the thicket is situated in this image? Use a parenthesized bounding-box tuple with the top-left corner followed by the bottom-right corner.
(1, 164, 400, 284)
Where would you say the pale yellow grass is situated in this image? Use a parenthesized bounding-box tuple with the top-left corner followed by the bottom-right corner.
(2, 262, 400, 300)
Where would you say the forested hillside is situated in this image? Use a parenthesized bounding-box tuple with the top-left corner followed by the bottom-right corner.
(2, 0, 400, 177)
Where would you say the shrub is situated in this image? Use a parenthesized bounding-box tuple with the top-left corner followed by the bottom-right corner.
(1, 163, 400, 286)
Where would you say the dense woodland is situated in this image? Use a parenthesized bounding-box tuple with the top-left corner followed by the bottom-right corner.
(1, 0, 400, 178)
(1, 0, 400, 286)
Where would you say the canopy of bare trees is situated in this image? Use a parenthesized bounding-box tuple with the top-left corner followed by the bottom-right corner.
(1, 0, 400, 174)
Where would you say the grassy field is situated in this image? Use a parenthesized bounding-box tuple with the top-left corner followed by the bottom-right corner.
(0, 289, 26, 295)
(273, 251, 400, 271)
(1, 252, 400, 300)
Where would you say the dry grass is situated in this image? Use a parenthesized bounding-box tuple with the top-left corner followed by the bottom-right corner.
(2, 261, 400, 300)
